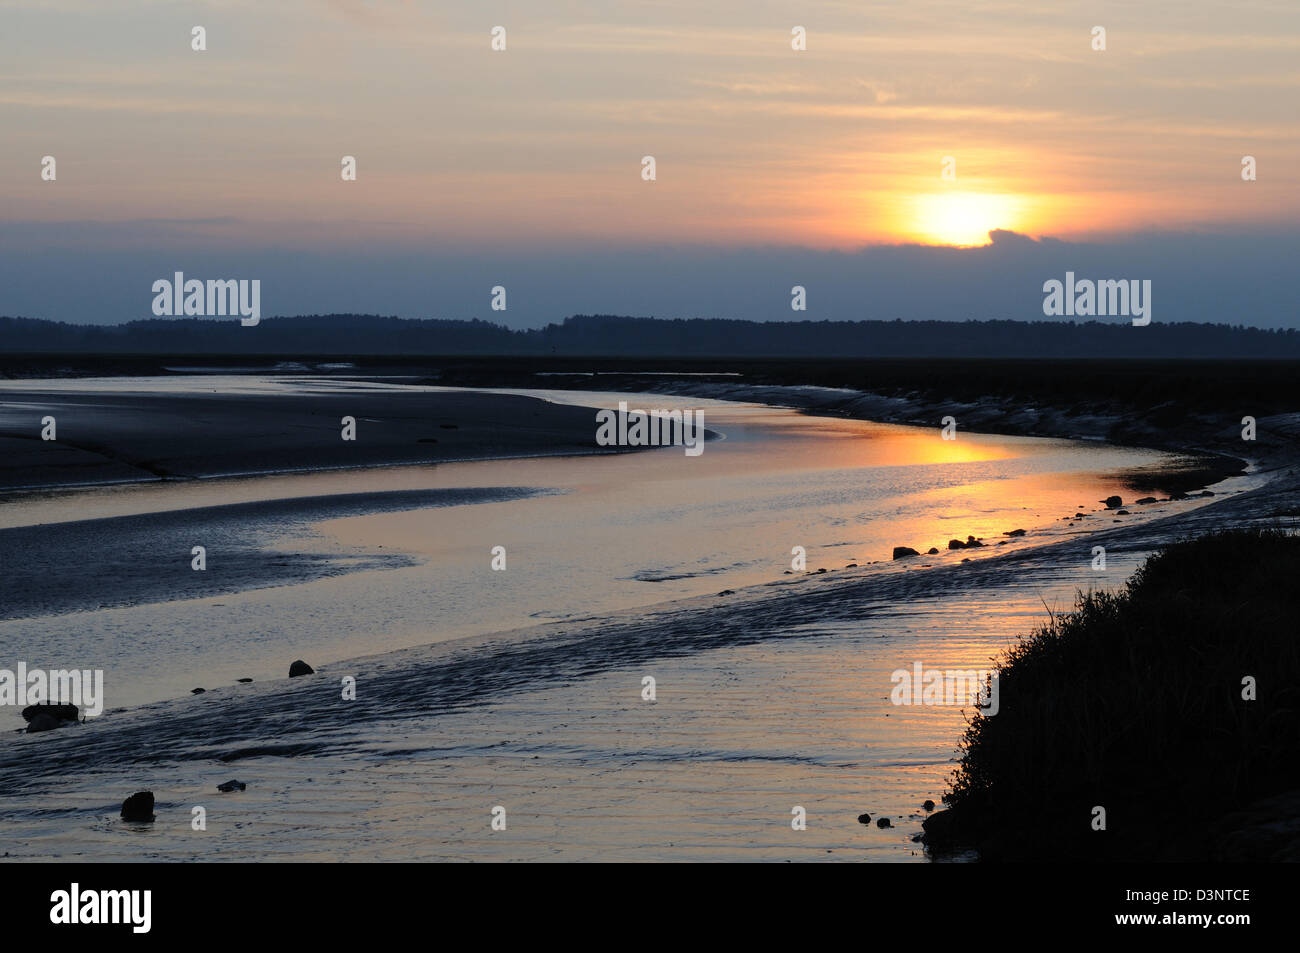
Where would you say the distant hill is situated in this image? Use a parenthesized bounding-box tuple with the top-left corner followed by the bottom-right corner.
(3, 313, 1300, 359)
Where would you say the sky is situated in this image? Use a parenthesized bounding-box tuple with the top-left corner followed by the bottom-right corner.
(1, 0, 1297, 327)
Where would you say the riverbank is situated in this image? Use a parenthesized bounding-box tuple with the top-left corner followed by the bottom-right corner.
(923, 527, 1300, 862)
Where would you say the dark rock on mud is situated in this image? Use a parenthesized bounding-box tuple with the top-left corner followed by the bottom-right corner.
(217, 779, 246, 793)
(857, 813, 872, 824)
(191, 688, 205, 694)
(892, 546, 920, 559)
(1102, 495, 1123, 508)
(923, 799, 936, 811)
(876, 817, 892, 828)
(26, 713, 64, 734)
(288, 660, 315, 677)
(927, 547, 939, 555)
(1004, 528, 1026, 537)
(21, 703, 78, 723)
(121, 791, 155, 822)
(918, 808, 979, 851)
(1136, 497, 1158, 505)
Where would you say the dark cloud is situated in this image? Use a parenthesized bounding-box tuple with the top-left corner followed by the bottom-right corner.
(0, 224, 1295, 329)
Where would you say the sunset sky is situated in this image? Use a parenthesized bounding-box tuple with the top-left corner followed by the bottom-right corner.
(1, 0, 1297, 325)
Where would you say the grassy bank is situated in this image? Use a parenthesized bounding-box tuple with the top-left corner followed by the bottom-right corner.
(925, 527, 1300, 861)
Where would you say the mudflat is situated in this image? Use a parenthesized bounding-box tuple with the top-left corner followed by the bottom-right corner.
(0, 383, 607, 491)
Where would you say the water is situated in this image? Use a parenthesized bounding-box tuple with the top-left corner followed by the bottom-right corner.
(0, 377, 1253, 860)
(0, 380, 1211, 716)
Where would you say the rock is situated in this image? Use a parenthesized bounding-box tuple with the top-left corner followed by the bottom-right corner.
(845, 563, 858, 568)
(1074, 512, 1086, 519)
(1101, 495, 1123, 509)
(961, 557, 971, 563)
(1136, 497, 1158, 505)
(236, 678, 253, 683)
(26, 713, 63, 734)
(876, 817, 892, 828)
(120, 791, 155, 822)
(857, 813, 872, 825)
(1004, 528, 1026, 537)
(21, 703, 78, 724)
(191, 687, 206, 694)
(892, 546, 920, 559)
(216, 779, 246, 793)
(947, 539, 967, 550)
(927, 547, 939, 555)
(783, 570, 793, 574)
(717, 589, 735, 596)
(1117, 509, 1130, 515)
(815, 568, 827, 574)
(923, 799, 936, 812)
(920, 808, 960, 846)
(1199, 490, 1216, 497)
(964, 535, 984, 547)
(288, 660, 315, 677)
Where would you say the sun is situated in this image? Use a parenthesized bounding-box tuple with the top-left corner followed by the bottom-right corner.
(907, 191, 1023, 247)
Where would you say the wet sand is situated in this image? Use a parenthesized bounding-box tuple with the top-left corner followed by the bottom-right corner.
(0, 381, 613, 490)
(0, 487, 557, 621)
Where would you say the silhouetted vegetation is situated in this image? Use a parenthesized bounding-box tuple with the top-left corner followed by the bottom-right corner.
(6, 312, 1300, 358)
(933, 528, 1300, 861)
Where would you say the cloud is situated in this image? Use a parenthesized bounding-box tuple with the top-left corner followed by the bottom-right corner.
(1, 225, 1295, 331)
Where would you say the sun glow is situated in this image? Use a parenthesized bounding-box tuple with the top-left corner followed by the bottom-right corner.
(906, 192, 1025, 247)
